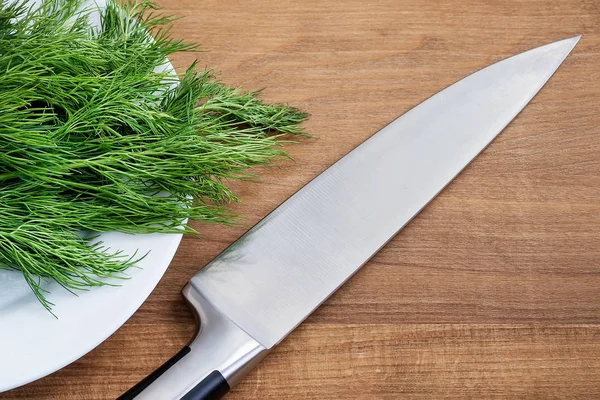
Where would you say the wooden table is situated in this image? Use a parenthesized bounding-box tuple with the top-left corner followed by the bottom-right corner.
(5, 0, 600, 399)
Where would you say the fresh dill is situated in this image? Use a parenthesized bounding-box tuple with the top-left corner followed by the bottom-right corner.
(0, 0, 307, 311)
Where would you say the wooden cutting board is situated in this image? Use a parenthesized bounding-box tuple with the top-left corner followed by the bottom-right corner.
(5, 0, 600, 399)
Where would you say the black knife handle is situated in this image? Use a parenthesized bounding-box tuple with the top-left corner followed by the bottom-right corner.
(118, 347, 230, 400)
(118, 346, 193, 399)
(119, 355, 228, 400)
(180, 371, 230, 400)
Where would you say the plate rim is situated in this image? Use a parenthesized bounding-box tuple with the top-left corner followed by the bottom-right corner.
(1, 233, 184, 392)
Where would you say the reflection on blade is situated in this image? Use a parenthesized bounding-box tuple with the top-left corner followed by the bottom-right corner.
(191, 36, 580, 348)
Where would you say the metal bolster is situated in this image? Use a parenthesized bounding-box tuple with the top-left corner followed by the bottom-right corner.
(182, 282, 270, 388)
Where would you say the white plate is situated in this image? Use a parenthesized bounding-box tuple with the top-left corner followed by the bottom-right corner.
(0, 0, 183, 392)
(0, 231, 183, 391)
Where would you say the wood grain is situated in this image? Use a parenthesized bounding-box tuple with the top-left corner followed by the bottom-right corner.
(4, 0, 600, 398)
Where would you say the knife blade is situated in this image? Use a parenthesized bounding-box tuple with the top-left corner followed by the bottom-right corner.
(119, 35, 580, 400)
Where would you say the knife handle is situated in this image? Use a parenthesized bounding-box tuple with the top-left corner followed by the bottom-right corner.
(118, 283, 269, 400)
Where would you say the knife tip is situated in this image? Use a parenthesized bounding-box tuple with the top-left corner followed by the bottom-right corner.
(566, 34, 582, 45)
(551, 34, 582, 57)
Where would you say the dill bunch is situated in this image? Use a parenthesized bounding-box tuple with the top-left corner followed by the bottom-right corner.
(0, 0, 307, 311)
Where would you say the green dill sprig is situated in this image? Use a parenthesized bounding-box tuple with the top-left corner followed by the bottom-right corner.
(0, 0, 307, 311)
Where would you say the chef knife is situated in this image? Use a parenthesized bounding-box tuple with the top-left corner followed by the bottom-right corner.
(119, 36, 580, 400)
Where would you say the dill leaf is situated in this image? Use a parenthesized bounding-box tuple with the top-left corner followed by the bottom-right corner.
(0, 0, 307, 311)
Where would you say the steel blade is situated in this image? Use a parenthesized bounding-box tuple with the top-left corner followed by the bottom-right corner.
(190, 36, 579, 348)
